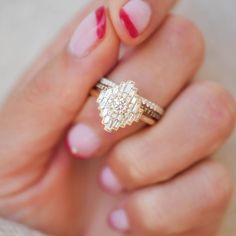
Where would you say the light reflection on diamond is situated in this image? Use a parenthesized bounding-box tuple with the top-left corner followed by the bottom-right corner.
(97, 81, 143, 132)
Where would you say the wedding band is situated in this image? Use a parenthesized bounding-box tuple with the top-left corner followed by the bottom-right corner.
(90, 78, 164, 132)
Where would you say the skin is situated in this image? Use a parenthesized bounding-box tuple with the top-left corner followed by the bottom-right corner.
(0, 1, 235, 236)
(108, 0, 177, 45)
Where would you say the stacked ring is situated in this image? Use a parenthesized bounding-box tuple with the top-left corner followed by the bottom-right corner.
(90, 78, 164, 132)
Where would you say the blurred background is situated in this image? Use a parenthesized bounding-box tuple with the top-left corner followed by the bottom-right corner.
(0, 0, 235, 235)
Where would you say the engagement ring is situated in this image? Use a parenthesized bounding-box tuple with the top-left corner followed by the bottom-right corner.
(90, 78, 164, 132)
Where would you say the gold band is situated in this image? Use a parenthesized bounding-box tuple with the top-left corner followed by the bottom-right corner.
(90, 78, 164, 132)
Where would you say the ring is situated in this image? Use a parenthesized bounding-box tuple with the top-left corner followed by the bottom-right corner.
(90, 78, 164, 132)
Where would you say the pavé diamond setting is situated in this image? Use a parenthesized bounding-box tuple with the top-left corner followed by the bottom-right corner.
(90, 78, 164, 133)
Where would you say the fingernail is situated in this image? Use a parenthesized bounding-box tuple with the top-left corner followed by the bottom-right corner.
(69, 6, 106, 57)
(109, 209, 130, 232)
(100, 166, 123, 194)
(119, 0, 151, 38)
(67, 124, 101, 159)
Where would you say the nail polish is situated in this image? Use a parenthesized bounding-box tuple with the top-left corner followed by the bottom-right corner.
(67, 124, 101, 159)
(100, 166, 123, 194)
(109, 209, 130, 232)
(69, 6, 106, 57)
(119, 0, 151, 38)
(96, 6, 106, 39)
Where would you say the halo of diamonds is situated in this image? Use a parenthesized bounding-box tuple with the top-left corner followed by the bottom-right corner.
(96, 78, 164, 121)
(97, 81, 143, 132)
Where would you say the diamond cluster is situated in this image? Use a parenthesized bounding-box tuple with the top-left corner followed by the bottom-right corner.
(97, 81, 143, 132)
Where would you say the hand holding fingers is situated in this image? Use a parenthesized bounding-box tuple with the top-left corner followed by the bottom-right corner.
(23, 0, 176, 81)
(108, 160, 233, 235)
(0, 1, 234, 235)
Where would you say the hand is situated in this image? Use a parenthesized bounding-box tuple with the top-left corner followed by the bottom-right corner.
(0, 1, 235, 236)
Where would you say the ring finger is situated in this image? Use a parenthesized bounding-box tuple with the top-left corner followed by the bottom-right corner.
(66, 15, 204, 159)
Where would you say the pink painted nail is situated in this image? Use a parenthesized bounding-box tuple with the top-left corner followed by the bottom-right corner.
(109, 209, 130, 232)
(66, 124, 101, 159)
(119, 0, 151, 38)
(69, 6, 106, 57)
(99, 166, 123, 194)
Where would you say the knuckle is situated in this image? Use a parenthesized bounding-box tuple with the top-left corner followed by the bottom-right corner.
(128, 164, 149, 187)
(110, 144, 148, 188)
(129, 193, 172, 235)
(24, 66, 78, 119)
(197, 81, 236, 134)
(24, 76, 52, 106)
(166, 15, 205, 62)
(202, 161, 233, 209)
(26, 60, 62, 101)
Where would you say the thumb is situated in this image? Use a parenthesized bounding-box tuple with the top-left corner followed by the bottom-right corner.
(0, 5, 119, 177)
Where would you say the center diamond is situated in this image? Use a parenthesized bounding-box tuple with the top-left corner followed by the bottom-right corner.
(97, 81, 143, 132)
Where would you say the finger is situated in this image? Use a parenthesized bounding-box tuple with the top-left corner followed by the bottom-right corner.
(21, 0, 103, 81)
(0, 6, 119, 181)
(66, 15, 204, 159)
(101, 80, 236, 192)
(108, 160, 233, 235)
(109, 0, 177, 45)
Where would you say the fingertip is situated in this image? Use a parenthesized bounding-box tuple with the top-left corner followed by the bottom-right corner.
(108, 208, 130, 232)
(108, 0, 177, 46)
(109, 0, 152, 46)
(66, 123, 101, 159)
(99, 166, 123, 194)
(68, 5, 107, 58)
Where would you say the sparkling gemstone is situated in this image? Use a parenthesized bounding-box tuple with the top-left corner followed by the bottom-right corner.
(97, 81, 143, 132)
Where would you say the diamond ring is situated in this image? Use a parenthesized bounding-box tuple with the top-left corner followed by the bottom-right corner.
(90, 78, 164, 132)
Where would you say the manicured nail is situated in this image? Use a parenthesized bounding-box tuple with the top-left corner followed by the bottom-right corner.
(100, 166, 123, 194)
(67, 124, 101, 159)
(119, 0, 151, 38)
(109, 209, 130, 232)
(69, 6, 106, 57)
